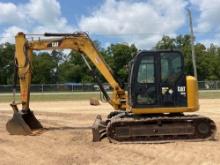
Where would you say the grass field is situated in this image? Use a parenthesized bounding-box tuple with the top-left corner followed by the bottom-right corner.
(0, 90, 220, 103)
(0, 92, 101, 103)
(199, 90, 220, 99)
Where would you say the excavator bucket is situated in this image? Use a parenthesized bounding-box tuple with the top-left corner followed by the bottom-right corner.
(6, 104, 43, 135)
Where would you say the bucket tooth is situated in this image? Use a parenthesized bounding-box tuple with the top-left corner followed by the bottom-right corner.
(6, 108, 43, 135)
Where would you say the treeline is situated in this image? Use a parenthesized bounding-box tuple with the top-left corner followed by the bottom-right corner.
(0, 34, 220, 85)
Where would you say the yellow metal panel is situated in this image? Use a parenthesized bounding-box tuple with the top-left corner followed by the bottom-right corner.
(186, 76, 199, 112)
(15, 32, 32, 110)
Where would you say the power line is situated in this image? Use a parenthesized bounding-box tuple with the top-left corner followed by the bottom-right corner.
(0, 36, 14, 38)
(1, 31, 220, 39)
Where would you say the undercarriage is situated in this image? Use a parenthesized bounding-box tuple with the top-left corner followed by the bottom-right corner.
(92, 112, 216, 143)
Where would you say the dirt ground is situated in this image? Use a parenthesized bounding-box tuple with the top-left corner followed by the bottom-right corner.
(0, 99, 220, 165)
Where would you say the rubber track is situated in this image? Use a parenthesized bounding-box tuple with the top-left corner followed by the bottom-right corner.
(106, 115, 217, 144)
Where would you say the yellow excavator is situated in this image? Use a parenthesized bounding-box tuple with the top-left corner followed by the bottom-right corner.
(6, 32, 216, 143)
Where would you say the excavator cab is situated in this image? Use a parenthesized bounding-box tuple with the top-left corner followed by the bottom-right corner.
(128, 50, 187, 109)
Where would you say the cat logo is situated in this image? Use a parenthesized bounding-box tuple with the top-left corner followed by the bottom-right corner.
(177, 86, 185, 92)
(48, 41, 60, 48)
(51, 42, 59, 47)
(177, 86, 186, 96)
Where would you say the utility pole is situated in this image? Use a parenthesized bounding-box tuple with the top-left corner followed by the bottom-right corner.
(187, 9, 198, 79)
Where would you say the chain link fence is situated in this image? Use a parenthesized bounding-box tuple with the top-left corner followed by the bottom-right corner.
(0, 81, 219, 93)
(0, 83, 111, 93)
(198, 81, 220, 90)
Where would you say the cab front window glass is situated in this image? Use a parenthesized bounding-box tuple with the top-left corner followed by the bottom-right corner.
(161, 52, 182, 83)
(137, 56, 154, 83)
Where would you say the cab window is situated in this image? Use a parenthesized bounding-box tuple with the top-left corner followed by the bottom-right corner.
(137, 56, 154, 83)
(161, 52, 182, 83)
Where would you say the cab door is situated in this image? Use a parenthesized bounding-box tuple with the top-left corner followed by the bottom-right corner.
(129, 51, 160, 108)
(160, 52, 187, 106)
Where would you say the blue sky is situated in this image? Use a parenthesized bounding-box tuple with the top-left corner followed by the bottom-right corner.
(0, 0, 220, 48)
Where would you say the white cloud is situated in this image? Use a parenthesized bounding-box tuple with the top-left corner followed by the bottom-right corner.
(26, 0, 61, 25)
(198, 33, 220, 48)
(79, 0, 187, 48)
(200, 39, 220, 47)
(191, 0, 220, 32)
(0, 0, 188, 48)
(0, 2, 26, 25)
(0, 0, 75, 44)
(25, 0, 75, 32)
(190, 0, 220, 46)
(0, 26, 27, 43)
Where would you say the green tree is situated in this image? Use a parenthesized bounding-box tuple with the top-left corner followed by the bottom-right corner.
(32, 52, 57, 84)
(156, 36, 175, 49)
(1, 36, 220, 85)
(105, 43, 137, 83)
(155, 34, 218, 80)
(58, 51, 94, 83)
(207, 45, 220, 80)
(51, 50, 65, 83)
(0, 43, 15, 84)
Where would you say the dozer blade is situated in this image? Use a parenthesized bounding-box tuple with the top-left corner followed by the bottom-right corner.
(92, 115, 107, 142)
(6, 107, 43, 135)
